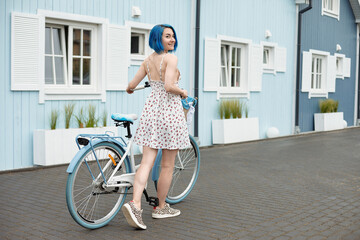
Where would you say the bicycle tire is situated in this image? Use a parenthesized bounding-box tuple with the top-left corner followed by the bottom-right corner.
(66, 142, 129, 229)
(154, 135, 200, 204)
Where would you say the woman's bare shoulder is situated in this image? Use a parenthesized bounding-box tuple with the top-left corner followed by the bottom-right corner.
(165, 53, 178, 65)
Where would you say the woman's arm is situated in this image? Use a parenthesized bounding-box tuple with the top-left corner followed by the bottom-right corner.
(126, 61, 147, 94)
(164, 54, 188, 98)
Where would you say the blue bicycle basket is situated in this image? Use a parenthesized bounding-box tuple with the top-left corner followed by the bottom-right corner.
(181, 96, 197, 110)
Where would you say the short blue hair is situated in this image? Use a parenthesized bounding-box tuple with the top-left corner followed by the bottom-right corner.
(149, 24, 178, 53)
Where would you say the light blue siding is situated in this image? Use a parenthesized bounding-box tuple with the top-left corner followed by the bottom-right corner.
(0, 0, 193, 170)
(198, 0, 297, 146)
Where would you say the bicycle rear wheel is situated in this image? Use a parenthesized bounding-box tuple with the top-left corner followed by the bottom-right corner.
(155, 135, 200, 204)
(66, 142, 129, 229)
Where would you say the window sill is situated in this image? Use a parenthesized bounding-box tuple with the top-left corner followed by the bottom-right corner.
(217, 91, 249, 99)
(41, 87, 103, 102)
(43, 93, 102, 101)
(262, 68, 276, 75)
(336, 74, 344, 80)
(131, 54, 146, 66)
(308, 91, 328, 99)
(44, 87, 99, 94)
(322, 10, 339, 20)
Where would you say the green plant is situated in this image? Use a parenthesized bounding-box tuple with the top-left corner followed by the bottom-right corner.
(244, 103, 249, 118)
(219, 100, 232, 119)
(85, 104, 99, 128)
(219, 99, 245, 119)
(319, 99, 338, 113)
(102, 109, 108, 127)
(64, 103, 76, 129)
(50, 109, 59, 130)
(75, 107, 85, 128)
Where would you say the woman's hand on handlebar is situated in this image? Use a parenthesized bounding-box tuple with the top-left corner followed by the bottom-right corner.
(126, 86, 134, 94)
(180, 89, 188, 99)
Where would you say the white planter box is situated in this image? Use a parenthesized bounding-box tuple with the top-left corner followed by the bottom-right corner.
(314, 112, 344, 131)
(212, 118, 259, 144)
(33, 126, 117, 166)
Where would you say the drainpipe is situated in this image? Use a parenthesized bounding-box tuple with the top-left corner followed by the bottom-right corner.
(358, 29, 360, 124)
(295, 0, 312, 133)
(194, 0, 201, 137)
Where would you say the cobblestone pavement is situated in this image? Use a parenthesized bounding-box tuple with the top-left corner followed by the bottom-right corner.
(1, 128, 360, 240)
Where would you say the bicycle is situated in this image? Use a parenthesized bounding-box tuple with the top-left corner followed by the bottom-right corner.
(65, 82, 200, 229)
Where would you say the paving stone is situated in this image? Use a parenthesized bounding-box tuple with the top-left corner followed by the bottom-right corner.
(1, 128, 360, 239)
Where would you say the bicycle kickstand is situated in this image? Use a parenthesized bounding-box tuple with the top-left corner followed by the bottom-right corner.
(143, 189, 159, 207)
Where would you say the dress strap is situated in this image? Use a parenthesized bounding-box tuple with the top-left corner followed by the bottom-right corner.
(146, 61, 152, 81)
(159, 53, 167, 82)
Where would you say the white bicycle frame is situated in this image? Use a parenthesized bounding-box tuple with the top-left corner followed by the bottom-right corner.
(102, 136, 140, 188)
(92, 84, 149, 190)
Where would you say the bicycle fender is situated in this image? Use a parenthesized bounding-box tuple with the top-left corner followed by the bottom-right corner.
(151, 149, 163, 181)
(66, 139, 131, 173)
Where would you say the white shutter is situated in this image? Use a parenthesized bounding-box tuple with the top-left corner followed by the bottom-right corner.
(11, 12, 42, 91)
(275, 47, 287, 72)
(249, 44, 262, 92)
(343, 57, 351, 78)
(203, 38, 220, 91)
(327, 55, 336, 92)
(107, 25, 130, 90)
(301, 51, 312, 92)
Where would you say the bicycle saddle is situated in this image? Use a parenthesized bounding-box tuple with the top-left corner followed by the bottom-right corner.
(111, 113, 138, 123)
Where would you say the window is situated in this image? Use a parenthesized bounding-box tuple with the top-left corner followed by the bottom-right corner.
(302, 50, 351, 98)
(311, 55, 325, 90)
(44, 20, 97, 91)
(126, 22, 154, 65)
(204, 36, 264, 97)
(12, 10, 131, 103)
(131, 32, 145, 55)
(336, 56, 343, 76)
(302, 50, 334, 98)
(322, 0, 340, 20)
(262, 46, 275, 73)
(45, 25, 67, 85)
(220, 44, 243, 88)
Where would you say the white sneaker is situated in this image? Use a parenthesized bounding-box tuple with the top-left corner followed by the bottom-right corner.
(122, 201, 147, 230)
(152, 203, 181, 219)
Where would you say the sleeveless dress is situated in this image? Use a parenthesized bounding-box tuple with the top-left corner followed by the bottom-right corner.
(133, 54, 190, 150)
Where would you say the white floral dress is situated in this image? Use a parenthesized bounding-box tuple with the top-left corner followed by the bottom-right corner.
(133, 54, 190, 150)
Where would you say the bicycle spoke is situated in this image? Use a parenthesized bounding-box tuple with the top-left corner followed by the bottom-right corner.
(67, 143, 129, 227)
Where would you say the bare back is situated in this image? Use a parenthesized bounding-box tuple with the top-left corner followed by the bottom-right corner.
(145, 53, 180, 82)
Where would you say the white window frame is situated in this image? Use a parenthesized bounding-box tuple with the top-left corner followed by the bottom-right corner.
(44, 19, 98, 94)
(260, 42, 277, 74)
(125, 21, 153, 65)
(37, 10, 108, 102)
(310, 54, 326, 92)
(217, 35, 251, 98)
(302, 49, 337, 99)
(308, 50, 328, 98)
(44, 24, 68, 86)
(334, 53, 345, 79)
(322, 0, 340, 20)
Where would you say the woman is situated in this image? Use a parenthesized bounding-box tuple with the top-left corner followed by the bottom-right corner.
(122, 24, 190, 230)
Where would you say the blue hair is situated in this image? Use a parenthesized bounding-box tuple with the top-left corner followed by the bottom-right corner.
(149, 24, 178, 53)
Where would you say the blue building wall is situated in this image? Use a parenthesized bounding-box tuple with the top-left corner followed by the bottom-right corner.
(197, 0, 297, 146)
(1, 0, 358, 170)
(299, 0, 357, 132)
(0, 0, 192, 170)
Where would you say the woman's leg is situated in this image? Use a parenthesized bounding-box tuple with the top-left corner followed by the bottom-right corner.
(132, 146, 158, 210)
(156, 149, 178, 208)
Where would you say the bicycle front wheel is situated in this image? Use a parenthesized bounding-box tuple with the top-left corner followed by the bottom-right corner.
(66, 142, 129, 229)
(155, 135, 200, 204)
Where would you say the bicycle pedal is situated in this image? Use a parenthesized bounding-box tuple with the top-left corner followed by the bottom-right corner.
(148, 197, 159, 207)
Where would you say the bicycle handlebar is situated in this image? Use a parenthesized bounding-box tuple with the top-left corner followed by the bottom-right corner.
(132, 81, 151, 91)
